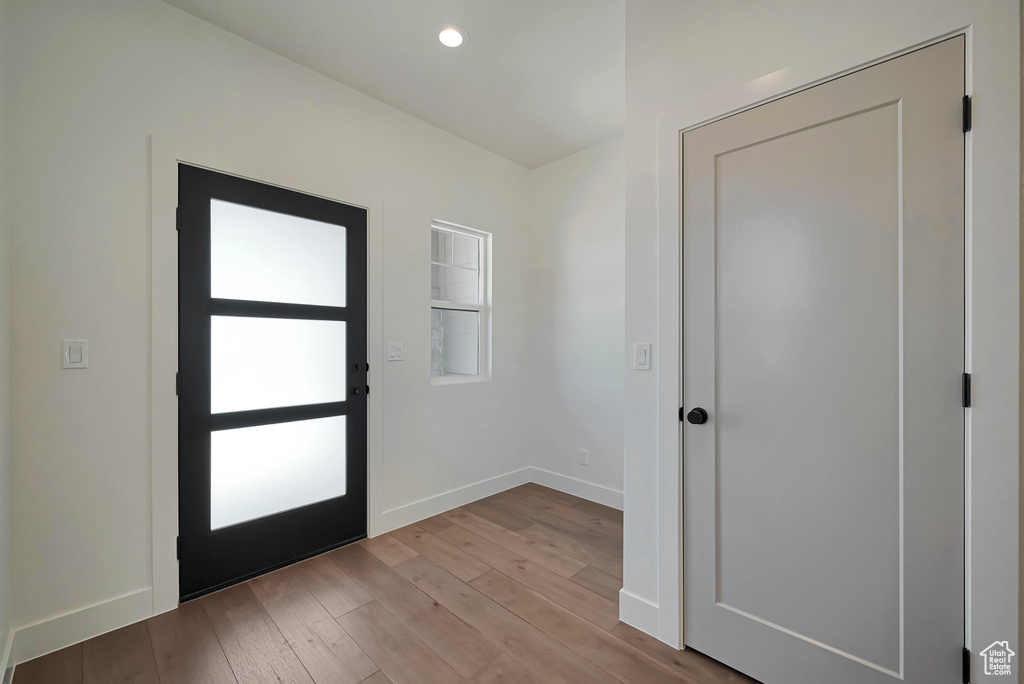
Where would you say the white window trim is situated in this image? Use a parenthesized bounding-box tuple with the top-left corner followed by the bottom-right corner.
(430, 220, 491, 385)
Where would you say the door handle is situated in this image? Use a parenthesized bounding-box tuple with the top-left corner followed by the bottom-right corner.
(684, 407, 709, 425)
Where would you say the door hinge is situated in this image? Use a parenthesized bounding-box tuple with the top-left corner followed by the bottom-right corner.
(962, 372, 971, 408)
(176, 536, 181, 560)
(962, 647, 971, 683)
(175, 206, 180, 232)
(175, 372, 180, 396)
(366, 384, 370, 396)
(962, 95, 972, 133)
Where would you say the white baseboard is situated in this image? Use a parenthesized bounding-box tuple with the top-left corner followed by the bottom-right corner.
(375, 467, 533, 534)
(0, 629, 13, 684)
(619, 589, 660, 640)
(375, 466, 623, 536)
(9, 466, 623, 663)
(12, 588, 152, 665)
(527, 467, 623, 510)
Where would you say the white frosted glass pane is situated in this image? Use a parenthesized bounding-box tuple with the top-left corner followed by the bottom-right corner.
(211, 199, 346, 307)
(431, 308, 479, 377)
(211, 416, 346, 529)
(211, 316, 345, 413)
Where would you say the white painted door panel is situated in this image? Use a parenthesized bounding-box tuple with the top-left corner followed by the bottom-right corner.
(683, 37, 964, 684)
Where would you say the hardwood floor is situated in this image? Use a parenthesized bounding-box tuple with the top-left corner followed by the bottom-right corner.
(13, 484, 755, 684)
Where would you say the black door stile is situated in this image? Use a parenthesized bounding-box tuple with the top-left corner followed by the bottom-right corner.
(178, 164, 367, 601)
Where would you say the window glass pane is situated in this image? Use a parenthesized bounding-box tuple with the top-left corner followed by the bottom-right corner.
(431, 228, 480, 304)
(211, 316, 346, 413)
(431, 228, 452, 265)
(431, 264, 480, 304)
(211, 415, 346, 529)
(452, 233, 479, 270)
(431, 308, 479, 377)
(211, 199, 346, 307)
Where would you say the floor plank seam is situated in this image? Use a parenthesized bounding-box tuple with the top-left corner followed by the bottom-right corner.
(13, 485, 750, 684)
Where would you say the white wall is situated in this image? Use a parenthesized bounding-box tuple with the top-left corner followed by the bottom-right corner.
(528, 138, 624, 503)
(3, 0, 539, 653)
(0, 0, 11, 671)
(623, 0, 920, 618)
(624, 0, 1020, 662)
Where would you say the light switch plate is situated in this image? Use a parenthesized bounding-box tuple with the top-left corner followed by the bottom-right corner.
(386, 342, 404, 361)
(633, 342, 651, 371)
(63, 339, 89, 369)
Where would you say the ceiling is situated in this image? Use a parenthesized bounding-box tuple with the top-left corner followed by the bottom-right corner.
(163, 0, 625, 169)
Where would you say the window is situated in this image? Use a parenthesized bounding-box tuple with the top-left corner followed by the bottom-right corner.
(431, 221, 490, 383)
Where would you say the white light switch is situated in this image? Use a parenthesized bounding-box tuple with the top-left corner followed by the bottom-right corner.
(63, 339, 89, 369)
(386, 342, 404, 361)
(633, 342, 651, 371)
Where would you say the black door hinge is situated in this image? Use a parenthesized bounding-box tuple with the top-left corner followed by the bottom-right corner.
(962, 372, 971, 408)
(175, 206, 180, 232)
(176, 536, 181, 560)
(962, 95, 972, 133)
(175, 372, 180, 396)
(962, 647, 971, 683)
(366, 385, 370, 396)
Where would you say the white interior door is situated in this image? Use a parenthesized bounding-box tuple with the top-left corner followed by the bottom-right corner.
(682, 37, 965, 684)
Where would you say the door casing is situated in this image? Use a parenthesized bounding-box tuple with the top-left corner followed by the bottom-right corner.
(150, 136, 386, 614)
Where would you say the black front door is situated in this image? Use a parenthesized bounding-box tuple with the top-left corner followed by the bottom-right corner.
(178, 164, 367, 601)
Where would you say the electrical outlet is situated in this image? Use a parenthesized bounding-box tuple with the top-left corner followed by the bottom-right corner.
(579, 448, 590, 466)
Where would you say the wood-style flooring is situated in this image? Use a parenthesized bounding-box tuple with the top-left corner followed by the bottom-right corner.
(13, 483, 755, 684)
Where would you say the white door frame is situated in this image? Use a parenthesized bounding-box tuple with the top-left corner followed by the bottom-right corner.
(149, 135, 385, 615)
(651, 5, 1019, 674)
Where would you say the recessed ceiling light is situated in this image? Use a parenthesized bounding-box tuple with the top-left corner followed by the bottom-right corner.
(436, 24, 468, 48)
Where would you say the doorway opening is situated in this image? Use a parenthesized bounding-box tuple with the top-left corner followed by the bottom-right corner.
(177, 165, 368, 600)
